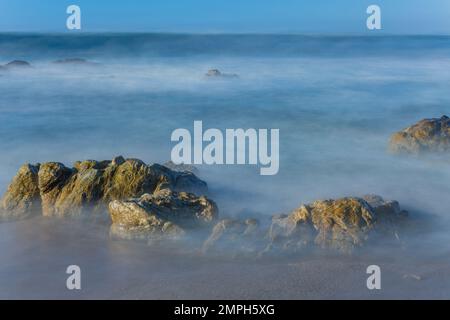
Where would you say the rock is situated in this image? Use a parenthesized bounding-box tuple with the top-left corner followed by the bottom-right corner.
(389, 115, 450, 154)
(154, 163, 207, 194)
(0, 156, 208, 220)
(362, 194, 408, 238)
(205, 69, 238, 78)
(163, 160, 198, 174)
(4, 60, 32, 69)
(53, 58, 98, 66)
(111, 155, 125, 166)
(206, 69, 222, 77)
(403, 273, 422, 281)
(109, 188, 218, 242)
(202, 218, 260, 254)
(0, 164, 41, 221)
(266, 211, 315, 253)
(266, 195, 407, 254)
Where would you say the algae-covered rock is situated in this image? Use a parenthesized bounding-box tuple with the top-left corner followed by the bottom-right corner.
(0, 156, 208, 219)
(108, 188, 218, 242)
(389, 115, 450, 155)
(266, 195, 407, 254)
(0, 164, 41, 221)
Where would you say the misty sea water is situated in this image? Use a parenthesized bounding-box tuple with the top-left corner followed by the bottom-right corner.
(1, 33, 450, 299)
(1, 33, 450, 218)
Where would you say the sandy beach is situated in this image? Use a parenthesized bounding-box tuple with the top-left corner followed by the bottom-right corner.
(0, 216, 449, 300)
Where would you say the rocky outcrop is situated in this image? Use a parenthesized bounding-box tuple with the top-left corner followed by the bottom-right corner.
(0, 156, 412, 255)
(109, 189, 218, 242)
(202, 218, 260, 254)
(200, 194, 408, 256)
(1, 164, 41, 220)
(0, 156, 208, 220)
(389, 115, 450, 154)
(266, 195, 407, 254)
(205, 69, 238, 78)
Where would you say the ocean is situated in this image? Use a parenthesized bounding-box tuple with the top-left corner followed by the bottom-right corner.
(1, 33, 449, 216)
(1, 34, 450, 298)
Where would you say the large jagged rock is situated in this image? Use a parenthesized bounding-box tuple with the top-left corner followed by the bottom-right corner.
(0, 156, 208, 220)
(389, 115, 450, 154)
(0, 164, 41, 220)
(266, 195, 408, 254)
(202, 218, 260, 254)
(109, 188, 218, 242)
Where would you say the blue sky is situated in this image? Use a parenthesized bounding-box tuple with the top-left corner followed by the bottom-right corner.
(0, 0, 449, 34)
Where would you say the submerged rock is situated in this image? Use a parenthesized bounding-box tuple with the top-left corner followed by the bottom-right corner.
(389, 115, 450, 154)
(202, 218, 261, 254)
(109, 188, 218, 242)
(205, 69, 238, 78)
(53, 58, 98, 66)
(4, 60, 32, 69)
(0, 156, 208, 220)
(266, 195, 407, 254)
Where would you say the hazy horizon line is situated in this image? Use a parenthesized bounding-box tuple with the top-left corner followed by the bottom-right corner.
(1, 31, 450, 37)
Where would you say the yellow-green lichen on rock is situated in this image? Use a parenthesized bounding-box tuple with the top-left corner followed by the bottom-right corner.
(0, 163, 41, 221)
(108, 188, 218, 242)
(0, 156, 208, 220)
(266, 195, 407, 254)
(389, 115, 450, 155)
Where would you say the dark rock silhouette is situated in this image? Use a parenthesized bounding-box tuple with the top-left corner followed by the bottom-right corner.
(205, 69, 238, 78)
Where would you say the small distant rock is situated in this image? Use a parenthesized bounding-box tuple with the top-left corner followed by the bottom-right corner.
(205, 69, 238, 78)
(403, 273, 422, 281)
(206, 69, 222, 77)
(53, 58, 97, 66)
(3, 60, 32, 69)
(389, 115, 450, 154)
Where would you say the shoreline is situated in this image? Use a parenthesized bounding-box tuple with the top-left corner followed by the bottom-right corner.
(1, 216, 449, 299)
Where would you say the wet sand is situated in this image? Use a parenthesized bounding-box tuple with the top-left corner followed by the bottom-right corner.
(1, 217, 449, 300)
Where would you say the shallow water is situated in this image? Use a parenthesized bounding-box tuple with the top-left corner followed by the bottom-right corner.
(1, 34, 450, 298)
